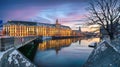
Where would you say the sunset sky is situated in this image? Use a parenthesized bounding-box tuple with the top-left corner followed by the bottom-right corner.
(0, 0, 90, 30)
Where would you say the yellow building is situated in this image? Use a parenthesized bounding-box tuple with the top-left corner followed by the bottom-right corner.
(3, 20, 74, 37)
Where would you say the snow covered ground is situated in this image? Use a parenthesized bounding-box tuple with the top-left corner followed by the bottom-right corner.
(111, 39, 120, 53)
(0, 49, 36, 67)
(83, 39, 120, 67)
(0, 48, 14, 61)
(8, 50, 35, 67)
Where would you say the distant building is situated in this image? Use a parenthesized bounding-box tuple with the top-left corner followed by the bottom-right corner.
(72, 26, 83, 36)
(3, 20, 76, 37)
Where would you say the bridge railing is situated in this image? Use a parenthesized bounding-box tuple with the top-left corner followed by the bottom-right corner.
(14, 36, 37, 48)
(0, 36, 38, 51)
(0, 36, 14, 51)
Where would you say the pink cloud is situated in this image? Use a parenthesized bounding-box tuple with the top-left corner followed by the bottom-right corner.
(59, 14, 87, 24)
(6, 7, 43, 21)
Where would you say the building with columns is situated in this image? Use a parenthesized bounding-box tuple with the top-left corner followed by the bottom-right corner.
(3, 20, 76, 37)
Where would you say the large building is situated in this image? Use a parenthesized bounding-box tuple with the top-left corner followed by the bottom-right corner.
(3, 20, 76, 37)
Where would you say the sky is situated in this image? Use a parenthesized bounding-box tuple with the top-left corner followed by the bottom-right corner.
(0, 0, 89, 30)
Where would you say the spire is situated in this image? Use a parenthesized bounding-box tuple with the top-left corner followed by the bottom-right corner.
(79, 26, 81, 32)
(56, 19, 59, 24)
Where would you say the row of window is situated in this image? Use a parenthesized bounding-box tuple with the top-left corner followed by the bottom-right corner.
(3, 25, 75, 37)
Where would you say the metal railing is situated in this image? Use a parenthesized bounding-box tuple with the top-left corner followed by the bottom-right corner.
(0, 36, 38, 51)
(14, 36, 38, 48)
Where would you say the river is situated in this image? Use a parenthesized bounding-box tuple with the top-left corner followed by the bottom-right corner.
(18, 37, 99, 67)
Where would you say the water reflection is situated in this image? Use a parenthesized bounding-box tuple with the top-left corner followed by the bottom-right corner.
(38, 38, 99, 51)
(38, 38, 80, 51)
(34, 37, 100, 67)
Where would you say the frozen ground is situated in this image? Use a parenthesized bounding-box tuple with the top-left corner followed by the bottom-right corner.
(0, 49, 36, 67)
(0, 48, 14, 61)
(83, 40, 120, 67)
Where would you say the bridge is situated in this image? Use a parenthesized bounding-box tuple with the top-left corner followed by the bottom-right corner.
(0, 35, 40, 67)
(0, 36, 40, 51)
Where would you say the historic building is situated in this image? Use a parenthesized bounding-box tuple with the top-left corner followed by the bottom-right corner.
(3, 20, 76, 37)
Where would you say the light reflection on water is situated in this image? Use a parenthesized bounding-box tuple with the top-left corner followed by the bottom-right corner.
(33, 37, 100, 67)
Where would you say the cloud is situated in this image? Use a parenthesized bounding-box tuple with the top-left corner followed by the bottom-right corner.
(31, 3, 88, 23)
(0, 0, 89, 29)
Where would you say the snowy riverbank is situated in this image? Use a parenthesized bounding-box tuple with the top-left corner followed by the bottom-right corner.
(0, 48, 36, 67)
(83, 39, 120, 67)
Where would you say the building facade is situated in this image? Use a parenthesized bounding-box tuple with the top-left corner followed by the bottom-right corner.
(3, 20, 76, 37)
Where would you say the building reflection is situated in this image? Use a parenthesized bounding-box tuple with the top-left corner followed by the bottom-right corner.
(38, 37, 100, 54)
(78, 39, 81, 45)
(38, 38, 81, 52)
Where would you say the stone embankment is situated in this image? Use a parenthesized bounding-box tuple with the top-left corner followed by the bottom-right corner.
(83, 39, 120, 67)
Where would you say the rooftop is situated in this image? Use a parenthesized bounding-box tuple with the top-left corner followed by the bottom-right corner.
(5, 20, 71, 29)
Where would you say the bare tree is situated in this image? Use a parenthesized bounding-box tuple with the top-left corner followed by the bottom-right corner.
(87, 0, 120, 40)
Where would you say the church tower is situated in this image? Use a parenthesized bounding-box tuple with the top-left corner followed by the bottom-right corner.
(56, 19, 59, 25)
(79, 26, 81, 32)
(55, 19, 60, 28)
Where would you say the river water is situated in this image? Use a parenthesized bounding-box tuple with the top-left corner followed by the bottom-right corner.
(32, 37, 99, 67)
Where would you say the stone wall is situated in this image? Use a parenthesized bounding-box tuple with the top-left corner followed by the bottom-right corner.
(0, 37, 14, 51)
(83, 40, 120, 67)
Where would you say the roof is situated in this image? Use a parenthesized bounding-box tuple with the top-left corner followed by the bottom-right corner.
(5, 20, 71, 29)
(6, 21, 37, 26)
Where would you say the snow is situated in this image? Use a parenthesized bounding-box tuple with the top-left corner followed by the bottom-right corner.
(93, 40, 108, 55)
(14, 58, 19, 66)
(0, 47, 14, 61)
(105, 40, 119, 53)
(93, 38, 120, 56)
(8, 50, 20, 66)
(0, 52, 5, 61)
(21, 58, 26, 63)
(84, 38, 120, 67)
(101, 43, 107, 51)
(26, 61, 31, 67)
(8, 50, 34, 67)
